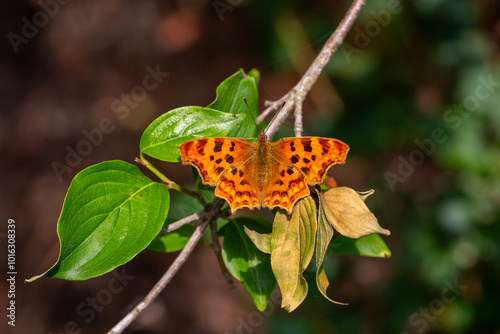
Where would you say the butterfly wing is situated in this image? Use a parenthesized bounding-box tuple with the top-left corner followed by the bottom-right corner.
(262, 164, 309, 214)
(179, 138, 253, 185)
(270, 137, 349, 185)
(215, 163, 261, 213)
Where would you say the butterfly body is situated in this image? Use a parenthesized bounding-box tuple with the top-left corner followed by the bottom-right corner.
(179, 132, 349, 214)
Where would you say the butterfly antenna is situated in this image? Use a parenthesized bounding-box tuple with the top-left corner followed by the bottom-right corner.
(264, 101, 286, 135)
(243, 97, 260, 133)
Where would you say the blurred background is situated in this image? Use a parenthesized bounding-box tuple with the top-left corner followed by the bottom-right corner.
(1, 0, 499, 333)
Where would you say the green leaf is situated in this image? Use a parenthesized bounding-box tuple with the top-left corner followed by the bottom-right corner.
(140, 106, 245, 162)
(222, 217, 276, 311)
(147, 218, 195, 252)
(207, 69, 259, 138)
(28, 161, 169, 281)
(271, 196, 317, 312)
(328, 234, 392, 258)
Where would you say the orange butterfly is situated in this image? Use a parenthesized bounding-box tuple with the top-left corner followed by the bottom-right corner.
(179, 131, 349, 214)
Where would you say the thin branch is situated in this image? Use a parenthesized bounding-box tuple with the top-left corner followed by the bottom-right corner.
(264, 0, 366, 138)
(210, 219, 234, 288)
(157, 212, 201, 237)
(108, 199, 225, 334)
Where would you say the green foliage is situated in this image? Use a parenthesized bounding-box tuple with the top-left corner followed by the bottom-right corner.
(222, 217, 276, 311)
(28, 161, 169, 281)
(140, 106, 246, 162)
(328, 234, 391, 258)
(32, 69, 391, 313)
(147, 219, 196, 252)
(207, 69, 259, 138)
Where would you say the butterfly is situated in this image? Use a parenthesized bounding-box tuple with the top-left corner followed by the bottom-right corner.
(178, 131, 349, 214)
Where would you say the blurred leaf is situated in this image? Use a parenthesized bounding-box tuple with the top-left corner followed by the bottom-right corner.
(147, 218, 196, 252)
(271, 196, 317, 312)
(222, 217, 276, 311)
(207, 69, 259, 138)
(247, 68, 261, 85)
(328, 234, 391, 258)
(321, 187, 390, 238)
(140, 106, 245, 162)
(28, 161, 169, 281)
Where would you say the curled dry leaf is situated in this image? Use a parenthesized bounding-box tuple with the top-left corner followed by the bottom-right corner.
(320, 187, 390, 239)
(315, 193, 348, 305)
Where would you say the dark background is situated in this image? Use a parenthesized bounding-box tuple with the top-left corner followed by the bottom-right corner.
(1, 0, 499, 333)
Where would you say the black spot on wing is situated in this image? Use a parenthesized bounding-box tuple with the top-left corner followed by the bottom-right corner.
(280, 170, 285, 177)
(213, 139, 224, 152)
(231, 167, 238, 175)
(226, 155, 234, 164)
(302, 140, 313, 152)
(300, 167, 310, 174)
(239, 169, 244, 177)
(215, 166, 224, 174)
(209, 155, 214, 161)
(303, 158, 310, 163)
(311, 155, 316, 161)
(215, 158, 222, 164)
(291, 155, 299, 164)
(286, 168, 294, 175)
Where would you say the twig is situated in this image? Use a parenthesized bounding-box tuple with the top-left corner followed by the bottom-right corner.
(157, 213, 201, 237)
(210, 219, 234, 288)
(107, 199, 225, 334)
(263, 0, 366, 138)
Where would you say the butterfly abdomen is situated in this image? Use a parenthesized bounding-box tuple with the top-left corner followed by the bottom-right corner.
(256, 137, 271, 190)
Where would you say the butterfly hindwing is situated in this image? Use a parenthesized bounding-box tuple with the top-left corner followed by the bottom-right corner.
(179, 138, 253, 185)
(215, 163, 260, 213)
(262, 164, 309, 213)
(270, 137, 349, 185)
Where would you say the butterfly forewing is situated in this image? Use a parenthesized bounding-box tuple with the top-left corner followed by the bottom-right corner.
(179, 138, 254, 185)
(270, 137, 349, 185)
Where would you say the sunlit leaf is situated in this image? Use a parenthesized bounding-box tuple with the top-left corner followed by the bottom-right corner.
(140, 106, 245, 162)
(207, 69, 259, 138)
(244, 226, 271, 254)
(28, 161, 169, 281)
(271, 196, 317, 312)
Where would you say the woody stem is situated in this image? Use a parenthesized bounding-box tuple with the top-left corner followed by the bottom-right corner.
(263, 0, 366, 138)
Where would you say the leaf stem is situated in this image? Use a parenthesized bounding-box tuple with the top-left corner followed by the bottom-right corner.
(136, 154, 206, 205)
